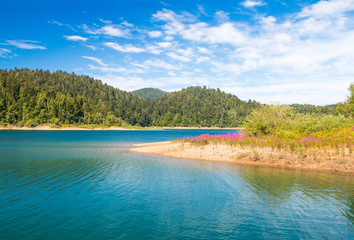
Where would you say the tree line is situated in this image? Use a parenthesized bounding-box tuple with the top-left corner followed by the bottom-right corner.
(0, 68, 345, 128)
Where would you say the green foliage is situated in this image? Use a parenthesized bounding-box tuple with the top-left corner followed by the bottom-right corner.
(0, 68, 142, 127)
(2, 69, 349, 129)
(290, 103, 337, 115)
(243, 104, 294, 135)
(150, 86, 261, 127)
(0, 69, 260, 127)
(244, 104, 353, 135)
(131, 88, 169, 99)
(336, 83, 354, 118)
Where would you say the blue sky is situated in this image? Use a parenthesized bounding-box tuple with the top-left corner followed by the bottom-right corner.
(1, 0, 353, 105)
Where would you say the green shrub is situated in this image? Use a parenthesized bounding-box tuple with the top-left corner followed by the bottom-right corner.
(244, 104, 353, 136)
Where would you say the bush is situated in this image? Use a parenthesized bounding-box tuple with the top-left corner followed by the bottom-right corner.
(243, 104, 294, 135)
(244, 104, 353, 135)
(24, 119, 39, 127)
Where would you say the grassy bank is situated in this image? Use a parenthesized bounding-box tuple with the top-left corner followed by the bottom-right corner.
(178, 128, 352, 172)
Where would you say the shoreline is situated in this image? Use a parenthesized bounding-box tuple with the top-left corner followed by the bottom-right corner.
(0, 125, 242, 131)
(162, 126, 244, 130)
(129, 141, 353, 174)
(0, 125, 157, 131)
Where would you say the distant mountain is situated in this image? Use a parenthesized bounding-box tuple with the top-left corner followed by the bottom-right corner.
(131, 88, 169, 99)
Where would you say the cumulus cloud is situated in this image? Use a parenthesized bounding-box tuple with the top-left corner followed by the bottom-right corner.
(241, 0, 266, 8)
(197, 47, 212, 55)
(64, 35, 88, 42)
(148, 31, 163, 38)
(4, 40, 46, 50)
(47, 0, 354, 104)
(297, 0, 354, 18)
(196, 56, 210, 63)
(156, 41, 173, 48)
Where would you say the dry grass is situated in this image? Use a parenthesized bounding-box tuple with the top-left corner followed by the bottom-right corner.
(130, 141, 353, 173)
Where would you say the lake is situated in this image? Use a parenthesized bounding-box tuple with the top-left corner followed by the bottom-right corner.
(0, 130, 353, 239)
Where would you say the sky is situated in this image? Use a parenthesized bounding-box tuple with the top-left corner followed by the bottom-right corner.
(1, 0, 353, 105)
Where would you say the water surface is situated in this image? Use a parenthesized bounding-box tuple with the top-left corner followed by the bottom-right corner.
(0, 130, 353, 239)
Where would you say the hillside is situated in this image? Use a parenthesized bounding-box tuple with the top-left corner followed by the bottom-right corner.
(0, 69, 146, 127)
(1, 68, 339, 128)
(131, 88, 169, 99)
(151, 86, 261, 127)
(0, 69, 263, 127)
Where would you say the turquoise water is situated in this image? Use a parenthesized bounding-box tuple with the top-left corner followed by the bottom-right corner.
(0, 130, 353, 240)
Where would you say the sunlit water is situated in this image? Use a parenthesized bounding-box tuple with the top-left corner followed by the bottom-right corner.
(0, 130, 353, 240)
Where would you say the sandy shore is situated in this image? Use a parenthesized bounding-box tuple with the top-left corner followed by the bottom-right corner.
(129, 141, 353, 173)
(163, 127, 244, 130)
(0, 125, 242, 131)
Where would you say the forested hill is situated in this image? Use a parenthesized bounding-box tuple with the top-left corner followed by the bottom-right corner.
(151, 86, 260, 127)
(0, 69, 262, 127)
(131, 88, 169, 99)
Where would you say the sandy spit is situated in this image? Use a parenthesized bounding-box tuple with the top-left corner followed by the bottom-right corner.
(129, 141, 353, 173)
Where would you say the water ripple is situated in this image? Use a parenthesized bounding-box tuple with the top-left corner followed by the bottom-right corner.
(0, 130, 353, 239)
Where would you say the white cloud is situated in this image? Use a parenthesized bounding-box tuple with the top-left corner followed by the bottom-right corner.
(133, 59, 178, 70)
(88, 64, 128, 73)
(214, 11, 229, 22)
(146, 45, 162, 54)
(88, 64, 145, 74)
(197, 4, 208, 16)
(154, 12, 248, 46)
(148, 31, 163, 38)
(153, 9, 196, 35)
(83, 44, 97, 51)
(181, 22, 248, 45)
(196, 56, 210, 63)
(156, 41, 172, 48)
(164, 36, 174, 41)
(48, 20, 77, 32)
(197, 47, 212, 55)
(167, 52, 191, 62)
(241, 0, 266, 8)
(100, 25, 126, 37)
(224, 79, 351, 105)
(64, 35, 88, 42)
(82, 56, 107, 66)
(0, 48, 11, 58)
(176, 48, 194, 57)
(51, 1, 354, 105)
(104, 42, 145, 53)
(297, 0, 354, 18)
(4, 40, 46, 50)
(82, 23, 130, 38)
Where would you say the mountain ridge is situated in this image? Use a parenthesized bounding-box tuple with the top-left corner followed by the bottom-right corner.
(131, 88, 169, 99)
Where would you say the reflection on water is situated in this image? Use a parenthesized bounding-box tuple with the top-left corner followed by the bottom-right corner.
(0, 130, 353, 240)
